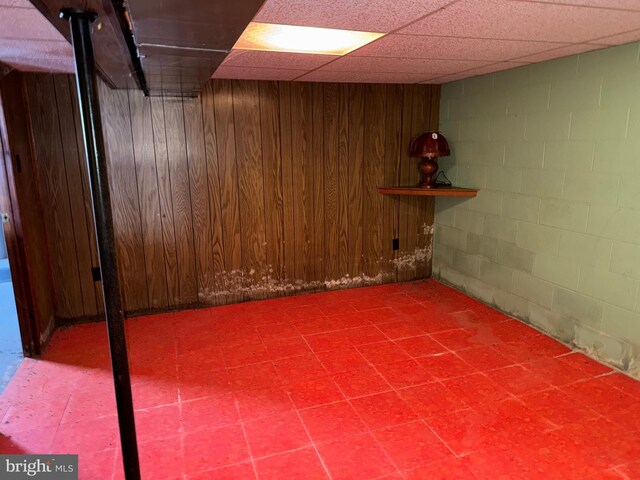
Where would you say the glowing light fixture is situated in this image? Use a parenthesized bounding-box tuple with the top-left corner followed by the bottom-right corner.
(234, 22, 384, 56)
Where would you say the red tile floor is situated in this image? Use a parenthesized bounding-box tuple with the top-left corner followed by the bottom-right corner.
(2, 280, 640, 479)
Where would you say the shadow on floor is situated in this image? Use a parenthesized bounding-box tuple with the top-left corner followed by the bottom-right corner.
(0, 258, 22, 393)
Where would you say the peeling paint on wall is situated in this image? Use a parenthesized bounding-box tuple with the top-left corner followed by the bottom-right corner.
(198, 268, 390, 304)
(198, 225, 434, 305)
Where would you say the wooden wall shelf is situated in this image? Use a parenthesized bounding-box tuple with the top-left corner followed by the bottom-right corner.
(378, 186, 479, 197)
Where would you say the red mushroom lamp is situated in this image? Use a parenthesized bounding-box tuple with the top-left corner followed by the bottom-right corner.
(409, 131, 450, 188)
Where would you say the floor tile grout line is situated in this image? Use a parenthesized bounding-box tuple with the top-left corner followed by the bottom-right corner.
(236, 398, 260, 480)
(6, 280, 640, 479)
(301, 332, 404, 477)
(291, 407, 334, 480)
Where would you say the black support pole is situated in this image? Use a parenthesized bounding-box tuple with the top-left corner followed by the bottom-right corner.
(59, 8, 141, 480)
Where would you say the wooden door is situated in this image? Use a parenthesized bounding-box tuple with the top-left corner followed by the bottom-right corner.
(0, 94, 40, 355)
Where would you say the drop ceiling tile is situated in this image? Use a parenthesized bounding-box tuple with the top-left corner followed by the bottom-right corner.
(0, 0, 30, 6)
(353, 34, 569, 61)
(319, 56, 490, 75)
(513, 0, 640, 11)
(0, 2, 73, 72)
(592, 29, 640, 45)
(254, 0, 457, 33)
(0, 40, 73, 72)
(297, 70, 430, 84)
(425, 61, 527, 83)
(0, 6, 67, 41)
(426, 72, 473, 84)
(460, 61, 528, 75)
(223, 50, 338, 70)
(512, 43, 604, 62)
(402, 0, 640, 43)
(213, 66, 307, 81)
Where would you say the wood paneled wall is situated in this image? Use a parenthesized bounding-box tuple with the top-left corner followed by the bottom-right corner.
(23, 74, 439, 320)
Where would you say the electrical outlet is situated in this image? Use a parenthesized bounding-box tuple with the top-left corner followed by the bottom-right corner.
(91, 266, 102, 282)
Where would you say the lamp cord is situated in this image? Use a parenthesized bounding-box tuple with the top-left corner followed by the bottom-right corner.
(434, 171, 452, 187)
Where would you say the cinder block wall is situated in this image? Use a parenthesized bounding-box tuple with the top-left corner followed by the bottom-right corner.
(434, 42, 640, 377)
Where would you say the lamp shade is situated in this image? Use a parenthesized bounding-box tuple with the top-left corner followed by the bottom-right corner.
(409, 132, 450, 158)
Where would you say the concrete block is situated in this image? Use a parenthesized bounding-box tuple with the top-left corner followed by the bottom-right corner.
(530, 55, 578, 86)
(552, 286, 604, 329)
(539, 199, 589, 232)
(466, 189, 503, 216)
(440, 99, 450, 122)
(467, 232, 498, 262)
(489, 115, 526, 142)
(593, 139, 640, 174)
(454, 207, 484, 235)
(440, 119, 460, 142)
(452, 249, 481, 277)
(432, 245, 454, 271)
(493, 63, 532, 91)
(602, 304, 640, 346)
(456, 164, 488, 189)
(570, 106, 630, 141)
(611, 241, 640, 280)
(464, 74, 494, 96)
(524, 111, 571, 141)
(564, 172, 620, 206)
(483, 214, 518, 243)
(479, 260, 513, 291)
(521, 169, 564, 199)
(534, 253, 581, 289)
(512, 271, 554, 309)
(528, 302, 575, 343)
(434, 201, 456, 227)
(486, 166, 522, 193)
(587, 206, 640, 243)
(497, 241, 535, 273)
(579, 265, 639, 311)
(548, 76, 602, 112)
(437, 225, 468, 251)
(457, 92, 509, 119)
(438, 264, 468, 291)
(573, 323, 630, 371)
(449, 95, 474, 120)
(473, 141, 506, 165)
(600, 72, 640, 109)
(516, 221, 560, 255)
(543, 140, 595, 172)
(618, 176, 640, 209)
(558, 231, 613, 270)
(450, 141, 474, 164)
(504, 141, 544, 168)
(578, 42, 640, 78)
(506, 83, 550, 115)
(442, 80, 464, 100)
(459, 117, 490, 142)
(494, 288, 530, 318)
(626, 105, 640, 141)
(502, 193, 540, 223)
(464, 276, 496, 305)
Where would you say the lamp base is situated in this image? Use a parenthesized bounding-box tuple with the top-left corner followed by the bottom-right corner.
(418, 157, 439, 188)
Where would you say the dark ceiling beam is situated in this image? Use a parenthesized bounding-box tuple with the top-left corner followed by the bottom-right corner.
(126, 0, 266, 96)
(28, 0, 146, 91)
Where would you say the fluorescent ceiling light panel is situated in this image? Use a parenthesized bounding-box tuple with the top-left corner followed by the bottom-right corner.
(234, 22, 384, 55)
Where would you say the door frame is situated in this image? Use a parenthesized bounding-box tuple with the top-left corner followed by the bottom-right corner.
(0, 88, 41, 356)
